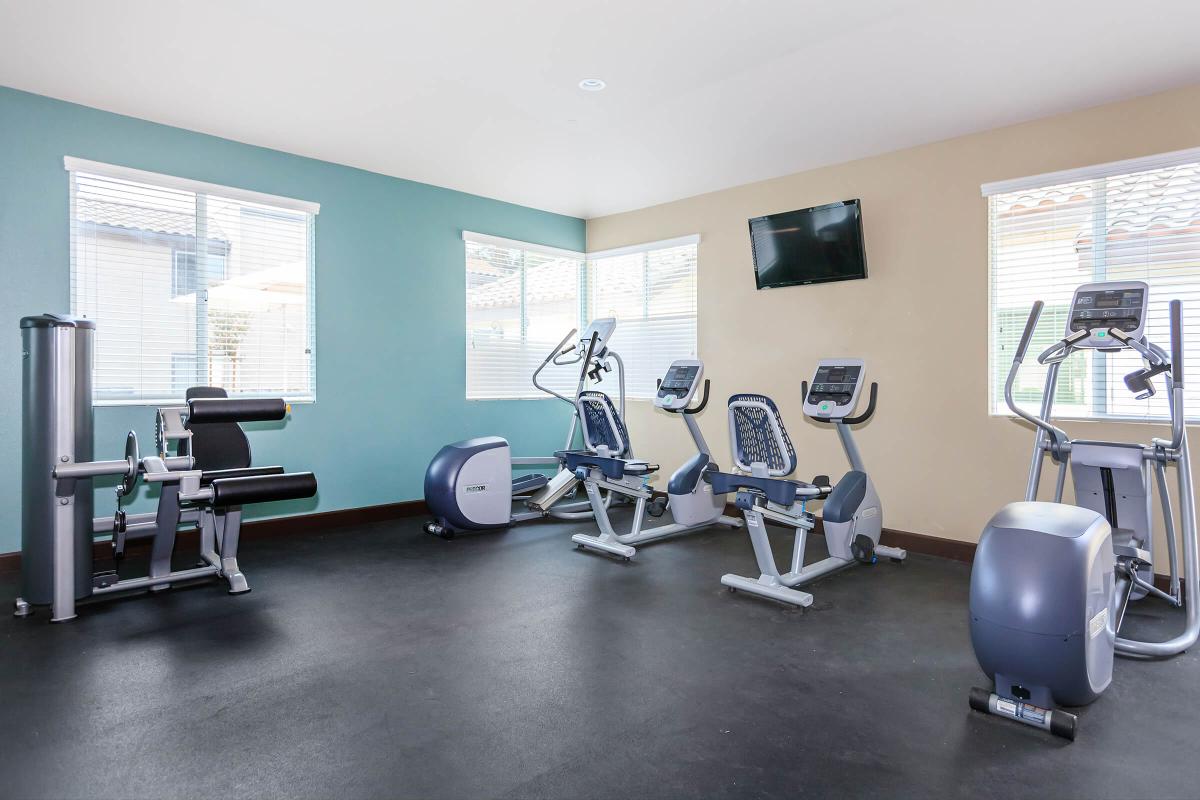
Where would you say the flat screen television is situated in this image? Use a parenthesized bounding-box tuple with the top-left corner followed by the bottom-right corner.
(748, 199, 867, 290)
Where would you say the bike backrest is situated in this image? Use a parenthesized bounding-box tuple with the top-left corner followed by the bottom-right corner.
(184, 386, 253, 470)
(576, 390, 631, 457)
(727, 393, 796, 477)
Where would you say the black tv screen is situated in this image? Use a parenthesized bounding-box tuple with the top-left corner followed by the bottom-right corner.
(749, 199, 867, 289)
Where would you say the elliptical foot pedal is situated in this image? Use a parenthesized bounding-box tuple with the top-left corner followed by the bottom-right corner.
(851, 534, 876, 564)
(92, 570, 120, 590)
(647, 497, 668, 518)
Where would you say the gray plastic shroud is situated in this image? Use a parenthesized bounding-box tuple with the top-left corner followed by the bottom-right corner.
(971, 501, 1115, 708)
(424, 437, 514, 531)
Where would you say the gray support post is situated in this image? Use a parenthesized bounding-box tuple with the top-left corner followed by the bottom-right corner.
(1154, 459, 1181, 600)
(149, 483, 182, 590)
(745, 509, 782, 579)
(217, 508, 249, 594)
(683, 413, 712, 459)
(834, 422, 866, 474)
(1024, 362, 1060, 502)
(50, 325, 78, 623)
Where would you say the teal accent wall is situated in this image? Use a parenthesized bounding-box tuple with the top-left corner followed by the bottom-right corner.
(0, 86, 584, 555)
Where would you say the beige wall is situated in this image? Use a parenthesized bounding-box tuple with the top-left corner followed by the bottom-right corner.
(586, 83, 1200, 562)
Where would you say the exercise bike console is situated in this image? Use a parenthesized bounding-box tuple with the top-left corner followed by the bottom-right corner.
(655, 359, 704, 411)
(803, 358, 865, 419)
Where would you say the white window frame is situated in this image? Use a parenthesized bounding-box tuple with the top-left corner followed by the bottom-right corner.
(984, 146, 1200, 424)
(586, 235, 700, 401)
(462, 231, 587, 401)
(66, 157, 319, 406)
(462, 232, 701, 402)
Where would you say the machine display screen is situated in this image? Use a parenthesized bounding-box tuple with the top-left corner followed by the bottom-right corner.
(1069, 288, 1146, 333)
(810, 365, 861, 401)
(661, 365, 700, 392)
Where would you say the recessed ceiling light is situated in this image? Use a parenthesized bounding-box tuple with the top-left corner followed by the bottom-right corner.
(578, 78, 606, 92)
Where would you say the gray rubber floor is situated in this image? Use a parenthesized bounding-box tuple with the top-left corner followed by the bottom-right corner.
(2, 510, 1198, 800)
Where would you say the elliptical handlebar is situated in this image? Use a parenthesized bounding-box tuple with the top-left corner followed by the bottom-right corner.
(1016, 300, 1044, 362)
(1006, 301, 1071, 450)
(1158, 299, 1186, 453)
(533, 327, 583, 404)
(1171, 299, 1184, 388)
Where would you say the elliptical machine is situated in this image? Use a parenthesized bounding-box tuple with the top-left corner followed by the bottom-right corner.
(565, 358, 743, 561)
(711, 359, 905, 608)
(969, 281, 1197, 740)
(423, 319, 624, 538)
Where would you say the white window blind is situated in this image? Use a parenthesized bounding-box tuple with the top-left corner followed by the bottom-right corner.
(464, 232, 584, 399)
(986, 148, 1200, 422)
(67, 158, 318, 405)
(587, 236, 699, 400)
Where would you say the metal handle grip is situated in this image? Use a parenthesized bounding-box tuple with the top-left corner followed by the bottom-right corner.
(1016, 301, 1044, 362)
(843, 382, 878, 425)
(581, 331, 600, 367)
(533, 327, 580, 403)
(684, 379, 710, 415)
(53, 458, 133, 480)
(1171, 299, 1183, 387)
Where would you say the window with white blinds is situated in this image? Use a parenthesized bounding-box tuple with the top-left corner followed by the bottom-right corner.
(586, 236, 699, 400)
(465, 232, 584, 399)
(463, 233, 700, 401)
(986, 148, 1200, 422)
(68, 158, 318, 405)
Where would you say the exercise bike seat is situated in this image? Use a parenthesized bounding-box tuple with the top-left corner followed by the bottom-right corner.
(557, 449, 658, 481)
(706, 471, 829, 508)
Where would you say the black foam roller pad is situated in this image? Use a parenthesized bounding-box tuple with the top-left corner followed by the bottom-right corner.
(188, 398, 288, 423)
(200, 466, 286, 486)
(209, 472, 317, 507)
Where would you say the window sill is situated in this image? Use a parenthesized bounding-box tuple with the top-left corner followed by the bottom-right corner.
(989, 410, 1200, 426)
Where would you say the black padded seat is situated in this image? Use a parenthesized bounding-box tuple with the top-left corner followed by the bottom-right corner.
(185, 387, 252, 471)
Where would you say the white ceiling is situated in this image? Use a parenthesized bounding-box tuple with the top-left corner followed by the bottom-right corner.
(2, 0, 1198, 218)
